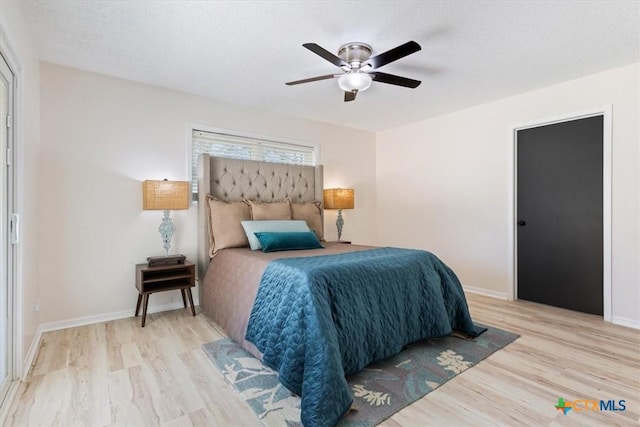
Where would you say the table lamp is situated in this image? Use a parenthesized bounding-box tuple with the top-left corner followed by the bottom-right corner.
(323, 188, 354, 241)
(142, 179, 190, 257)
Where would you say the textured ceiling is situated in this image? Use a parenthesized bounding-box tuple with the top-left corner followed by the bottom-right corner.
(17, 1, 640, 131)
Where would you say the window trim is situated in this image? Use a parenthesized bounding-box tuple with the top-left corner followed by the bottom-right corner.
(187, 123, 320, 200)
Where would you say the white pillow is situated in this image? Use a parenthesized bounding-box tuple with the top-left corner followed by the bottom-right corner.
(241, 220, 310, 250)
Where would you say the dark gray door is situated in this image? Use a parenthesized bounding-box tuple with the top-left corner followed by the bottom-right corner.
(517, 116, 603, 315)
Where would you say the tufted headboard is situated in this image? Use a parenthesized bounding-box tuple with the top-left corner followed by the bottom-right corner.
(197, 154, 324, 279)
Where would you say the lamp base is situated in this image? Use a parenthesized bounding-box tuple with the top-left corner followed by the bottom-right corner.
(159, 209, 176, 257)
(147, 254, 186, 267)
(336, 209, 345, 241)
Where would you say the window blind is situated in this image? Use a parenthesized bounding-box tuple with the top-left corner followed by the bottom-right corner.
(191, 129, 317, 194)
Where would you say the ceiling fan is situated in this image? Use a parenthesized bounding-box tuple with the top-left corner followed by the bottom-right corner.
(286, 41, 422, 102)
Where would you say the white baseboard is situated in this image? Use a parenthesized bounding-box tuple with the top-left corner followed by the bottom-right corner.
(463, 285, 509, 300)
(611, 315, 640, 330)
(22, 326, 43, 379)
(462, 287, 639, 330)
(462, 285, 509, 301)
(20, 297, 199, 379)
(36, 297, 199, 333)
(0, 379, 21, 425)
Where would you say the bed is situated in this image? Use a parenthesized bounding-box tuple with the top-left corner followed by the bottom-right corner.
(197, 154, 484, 427)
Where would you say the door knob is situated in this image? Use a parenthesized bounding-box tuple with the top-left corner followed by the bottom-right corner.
(518, 220, 526, 226)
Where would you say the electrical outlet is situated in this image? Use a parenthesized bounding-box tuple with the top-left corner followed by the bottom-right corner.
(34, 303, 40, 313)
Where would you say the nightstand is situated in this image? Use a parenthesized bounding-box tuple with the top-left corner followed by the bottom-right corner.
(135, 261, 196, 327)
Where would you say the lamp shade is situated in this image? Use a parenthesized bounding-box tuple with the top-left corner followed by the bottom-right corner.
(323, 188, 354, 210)
(142, 180, 190, 210)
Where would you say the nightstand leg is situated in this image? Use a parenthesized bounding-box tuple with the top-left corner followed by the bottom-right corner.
(186, 288, 196, 316)
(141, 294, 149, 327)
(135, 294, 142, 317)
(180, 289, 187, 308)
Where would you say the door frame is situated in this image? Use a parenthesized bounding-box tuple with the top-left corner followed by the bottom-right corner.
(509, 106, 612, 321)
(0, 35, 20, 412)
(0, 52, 13, 405)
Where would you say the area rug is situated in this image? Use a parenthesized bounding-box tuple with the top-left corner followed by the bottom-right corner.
(202, 325, 518, 426)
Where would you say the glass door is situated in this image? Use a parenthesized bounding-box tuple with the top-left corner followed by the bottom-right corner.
(0, 52, 14, 405)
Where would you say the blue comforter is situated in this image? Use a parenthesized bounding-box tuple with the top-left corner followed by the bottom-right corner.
(245, 247, 485, 427)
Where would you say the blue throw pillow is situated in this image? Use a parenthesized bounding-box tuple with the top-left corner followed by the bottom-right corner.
(254, 231, 324, 253)
(241, 220, 311, 250)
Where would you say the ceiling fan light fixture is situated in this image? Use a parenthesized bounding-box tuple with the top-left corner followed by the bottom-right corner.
(338, 73, 372, 93)
(286, 41, 422, 102)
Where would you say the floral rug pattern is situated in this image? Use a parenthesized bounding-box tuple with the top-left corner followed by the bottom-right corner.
(202, 325, 518, 426)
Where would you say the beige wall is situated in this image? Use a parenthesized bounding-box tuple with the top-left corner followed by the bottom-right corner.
(1, 1, 41, 371)
(38, 62, 376, 324)
(377, 63, 640, 326)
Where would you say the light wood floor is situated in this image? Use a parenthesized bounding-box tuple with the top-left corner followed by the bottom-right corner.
(5, 294, 640, 426)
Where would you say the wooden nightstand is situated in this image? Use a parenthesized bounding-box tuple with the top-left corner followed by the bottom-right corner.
(135, 261, 196, 327)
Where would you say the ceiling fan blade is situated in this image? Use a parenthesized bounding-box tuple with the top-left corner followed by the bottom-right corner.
(285, 74, 338, 85)
(303, 43, 349, 68)
(370, 72, 421, 88)
(344, 90, 357, 102)
(366, 41, 421, 69)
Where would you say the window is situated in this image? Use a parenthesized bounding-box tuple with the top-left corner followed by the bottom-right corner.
(191, 128, 318, 195)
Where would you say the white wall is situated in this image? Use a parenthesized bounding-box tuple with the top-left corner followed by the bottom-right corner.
(377, 63, 640, 326)
(0, 1, 41, 371)
(38, 62, 376, 324)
